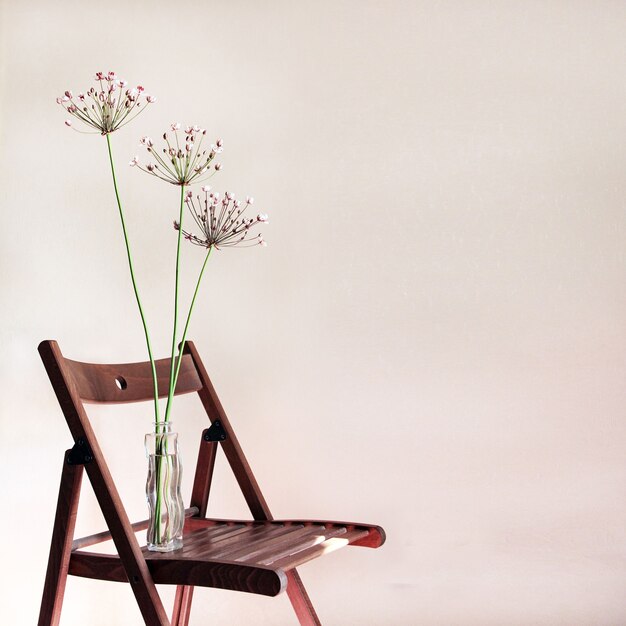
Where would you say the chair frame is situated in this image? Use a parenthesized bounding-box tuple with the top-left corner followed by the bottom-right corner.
(37, 339, 384, 626)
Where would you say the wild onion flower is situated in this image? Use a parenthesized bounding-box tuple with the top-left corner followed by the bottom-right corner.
(57, 70, 161, 425)
(57, 71, 155, 134)
(133, 125, 222, 186)
(176, 189, 268, 249)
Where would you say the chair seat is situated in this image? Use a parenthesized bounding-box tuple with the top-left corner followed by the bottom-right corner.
(68, 517, 385, 597)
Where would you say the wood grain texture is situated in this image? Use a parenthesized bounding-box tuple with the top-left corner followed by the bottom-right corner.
(68, 552, 287, 596)
(68, 519, 374, 594)
(64, 354, 201, 405)
(170, 585, 193, 626)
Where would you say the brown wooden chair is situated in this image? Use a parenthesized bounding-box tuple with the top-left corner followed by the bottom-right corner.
(38, 339, 385, 626)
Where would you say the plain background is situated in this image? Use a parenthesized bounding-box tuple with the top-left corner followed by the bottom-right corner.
(1, 1, 626, 624)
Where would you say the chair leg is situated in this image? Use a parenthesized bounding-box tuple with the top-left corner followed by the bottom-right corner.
(38, 451, 83, 626)
(286, 570, 321, 626)
(171, 432, 219, 625)
(171, 586, 194, 626)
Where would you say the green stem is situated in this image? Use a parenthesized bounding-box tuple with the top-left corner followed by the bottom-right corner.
(167, 247, 213, 414)
(165, 185, 186, 422)
(105, 133, 160, 421)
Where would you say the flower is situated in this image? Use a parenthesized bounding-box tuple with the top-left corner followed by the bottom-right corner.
(134, 124, 223, 186)
(179, 189, 268, 249)
(57, 71, 155, 134)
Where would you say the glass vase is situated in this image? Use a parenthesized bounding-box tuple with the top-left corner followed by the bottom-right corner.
(145, 421, 185, 552)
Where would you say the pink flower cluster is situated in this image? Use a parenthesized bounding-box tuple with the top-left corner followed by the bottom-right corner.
(131, 124, 222, 186)
(176, 188, 268, 249)
(57, 71, 268, 251)
(57, 71, 155, 134)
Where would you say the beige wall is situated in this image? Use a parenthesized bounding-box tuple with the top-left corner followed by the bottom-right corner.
(2, 1, 626, 624)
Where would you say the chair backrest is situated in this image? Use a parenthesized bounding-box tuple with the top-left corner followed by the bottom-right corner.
(62, 353, 202, 404)
(39, 338, 271, 520)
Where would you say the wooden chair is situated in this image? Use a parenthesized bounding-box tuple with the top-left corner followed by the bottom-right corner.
(38, 339, 385, 626)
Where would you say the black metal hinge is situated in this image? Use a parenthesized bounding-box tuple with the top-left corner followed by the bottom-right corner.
(203, 420, 227, 442)
(67, 438, 93, 465)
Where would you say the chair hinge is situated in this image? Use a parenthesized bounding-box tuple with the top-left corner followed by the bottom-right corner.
(203, 420, 227, 442)
(67, 438, 94, 465)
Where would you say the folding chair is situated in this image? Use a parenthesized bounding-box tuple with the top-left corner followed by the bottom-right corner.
(37, 339, 385, 625)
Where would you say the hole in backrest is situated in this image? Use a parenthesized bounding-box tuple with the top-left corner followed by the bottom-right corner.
(114, 376, 128, 391)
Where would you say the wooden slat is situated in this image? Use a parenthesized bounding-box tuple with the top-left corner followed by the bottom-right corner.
(236, 526, 326, 563)
(273, 519, 386, 549)
(72, 507, 199, 550)
(65, 353, 202, 404)
(172, 525, 250, 557)
(268, 528, 371, 571)
(182, 517, 385, 549)
(191, 525, 289, 560)
(255, 526, 347, 566)
(216, 525, 311, 561)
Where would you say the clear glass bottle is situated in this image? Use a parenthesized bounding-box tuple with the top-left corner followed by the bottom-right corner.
(145, 421, 184, 552)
